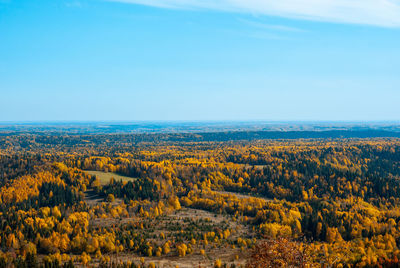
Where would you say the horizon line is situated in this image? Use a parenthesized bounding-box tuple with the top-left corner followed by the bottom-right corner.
(1, 120, 400, 125)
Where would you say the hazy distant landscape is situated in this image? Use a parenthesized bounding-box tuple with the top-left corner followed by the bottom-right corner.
(1, 121, 400, 135)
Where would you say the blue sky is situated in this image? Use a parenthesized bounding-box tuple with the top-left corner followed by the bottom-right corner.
(0, 0, 399, 121)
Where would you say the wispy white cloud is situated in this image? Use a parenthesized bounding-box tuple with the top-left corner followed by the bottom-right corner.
(238, 19, 306, 33)
(109, 0, 400, 27)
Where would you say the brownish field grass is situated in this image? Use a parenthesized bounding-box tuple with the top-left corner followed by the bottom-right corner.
(85, 170, 137, 185)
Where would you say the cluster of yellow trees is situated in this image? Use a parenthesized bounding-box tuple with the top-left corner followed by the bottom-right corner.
(0, 137, 400, 266)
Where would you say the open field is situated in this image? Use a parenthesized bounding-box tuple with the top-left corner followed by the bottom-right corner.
(217, 191, 272, 202)
(85, 170, 137, 185)
(112, 246, 248, 268)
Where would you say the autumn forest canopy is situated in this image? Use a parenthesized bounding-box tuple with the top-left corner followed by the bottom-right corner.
(0, 123, 400, 267)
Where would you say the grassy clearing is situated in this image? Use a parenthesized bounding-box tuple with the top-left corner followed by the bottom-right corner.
(217, 191, 272, 202)
(85, 170, 137, 185)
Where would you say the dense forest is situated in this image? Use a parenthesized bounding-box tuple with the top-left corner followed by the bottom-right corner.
(0, 133, 400, 267)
